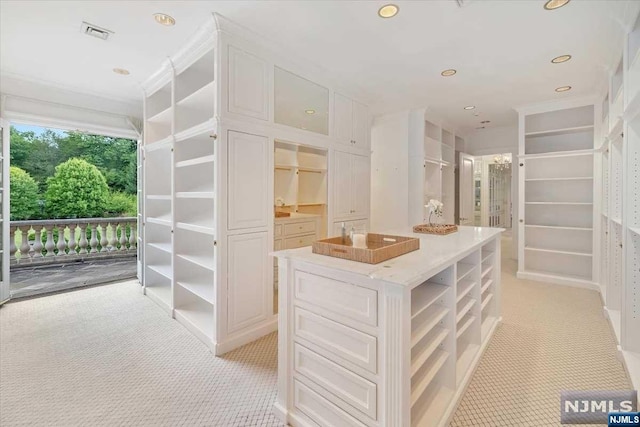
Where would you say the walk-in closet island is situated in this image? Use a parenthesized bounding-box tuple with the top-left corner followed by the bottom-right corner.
(273, 226, 502, 427)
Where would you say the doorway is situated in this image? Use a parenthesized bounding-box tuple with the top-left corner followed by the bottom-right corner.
(473, 153, 512, 229)
(5, 123, 140, 299)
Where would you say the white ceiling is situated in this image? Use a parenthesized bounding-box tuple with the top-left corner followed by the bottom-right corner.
(1, 0, 638, 133)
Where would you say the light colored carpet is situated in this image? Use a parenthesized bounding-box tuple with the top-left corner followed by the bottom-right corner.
(450, 236, 631, 426)
(0, 282, 282, 427)
(0, 235, 630, 426)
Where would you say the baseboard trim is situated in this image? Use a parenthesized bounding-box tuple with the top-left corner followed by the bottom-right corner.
(215, 317, 278, 355)
(517, 271, 600, 291)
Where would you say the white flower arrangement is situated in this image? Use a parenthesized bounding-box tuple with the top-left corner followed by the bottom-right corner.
(425, 199, 444, 225)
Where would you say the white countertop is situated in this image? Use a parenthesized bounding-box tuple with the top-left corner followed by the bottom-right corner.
(273, 226, 503, 287)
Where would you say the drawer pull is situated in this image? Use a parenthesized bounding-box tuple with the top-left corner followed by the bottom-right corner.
(382, 238, 396, 242)
(332, 248, 348, 254)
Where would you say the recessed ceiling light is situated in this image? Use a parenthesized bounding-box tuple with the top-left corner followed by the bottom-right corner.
(544, 0, 570, 10)
(481, 120, 491, 124)
(113, 68, 130, 75)
(555, 85, 572, 92)
(154, 13, 175, 26)
(551, 54, 572, 64)
(441, 69, 457, 77)
(378, 4, 399, 18)
(464, 105, 475, 110)
(473, 112, 480, 116)
(305, 109, 315, 115)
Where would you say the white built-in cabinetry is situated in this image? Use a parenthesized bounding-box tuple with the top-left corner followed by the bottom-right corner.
(334, 93, 370, 149)
(141, 14, 371, 355)
(370, 109, 463, 231)
(275, 227, 502, 427)
(516, 102, 597, 287)
(597, 11, 640, 390)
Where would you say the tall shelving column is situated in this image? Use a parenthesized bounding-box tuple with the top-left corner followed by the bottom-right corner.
(517, 104, 596, 287)
(621, 11, 640, 386)
(172, 46, 217, 348)
(143, 76, 174, 313)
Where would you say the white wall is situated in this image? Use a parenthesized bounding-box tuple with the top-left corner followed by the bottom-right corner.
(0, 75, 141, 138)
(466, 125, 519, 259)
(370, 111, 410, 231)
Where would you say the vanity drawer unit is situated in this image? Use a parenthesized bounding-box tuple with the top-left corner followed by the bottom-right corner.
(285, 234, 317, 250)
(288, 268, 380, 426)
(285, 221, 316, 236)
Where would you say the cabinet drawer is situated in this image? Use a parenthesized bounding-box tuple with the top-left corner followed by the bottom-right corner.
(274, 238, 283, 251)
(295, 308, 377, 374)
(294, 380, 367, 427)
(284, 234, 316, 249)
(284, 221, 316, 236)
(274, 224, 282, 237)
(295, 344, 377, 419)
(294, 271, 378, 327)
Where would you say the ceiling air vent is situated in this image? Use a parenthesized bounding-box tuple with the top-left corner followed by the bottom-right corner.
(81, 21, 113, 40)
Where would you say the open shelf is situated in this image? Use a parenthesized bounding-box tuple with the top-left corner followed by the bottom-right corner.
(524, 176, 593, 182)
(481, 263, 493, 278)
(148, 242, 171, 253)
(525, 125, 594, 137)
(481, 279, 493, 294)
(176, 253, 215, 272)
(411, 327, 449, 376)
(176, 222, 215, 235)
(456, 297, 475, 323)
(481, 293, 494, 311)
(456, 313, 475, 339)
(175, 155, 215, 169)
(176, 280, 214, 305)
(525, 224, 592, 231)
(176, 192, 215, 199)
(411, 305, 449, 348)
(148, 264, 172, 279)
(456, 279, 475, 302)
(456, 263, 476, 282)
(411, 283, 449, 319)
(630, 227, 640, 236)
(525, 246, 592, 257)
(456, 342, 479, 383)
(411, 349, 450, 406)
(525, 202, 592, 205)
(174, 299, 214, 340)
(411, 382, 454, 427)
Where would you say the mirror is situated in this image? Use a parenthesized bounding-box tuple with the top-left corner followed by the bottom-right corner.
(274, 67, 329, 135)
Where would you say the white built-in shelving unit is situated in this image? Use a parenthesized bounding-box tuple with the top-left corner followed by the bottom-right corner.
(141, 14, 372, 356)
(409, 238, 500, 426)
(517, 102, 597, 287)
(409, 113, 459, 225)
(598, 9, 640, 390)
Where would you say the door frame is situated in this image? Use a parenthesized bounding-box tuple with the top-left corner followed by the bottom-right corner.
(0, 119, 10, 305)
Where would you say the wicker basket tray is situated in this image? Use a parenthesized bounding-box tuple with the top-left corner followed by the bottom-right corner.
(413, 224, 458, 235)
(312, 233, 419, 264)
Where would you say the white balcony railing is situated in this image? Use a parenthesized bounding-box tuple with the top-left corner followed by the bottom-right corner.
(10, 218, 137, 267)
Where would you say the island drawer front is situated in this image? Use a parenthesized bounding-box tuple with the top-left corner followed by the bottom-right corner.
(285, 234, 316, 250)
(294, 380, 368, 427)
(274, 224, 282, 237)
(294, 270, 378, 327)
(285, 221, 316, 236)
(295, 344, 377, 420)
(294, 308, 377, 374)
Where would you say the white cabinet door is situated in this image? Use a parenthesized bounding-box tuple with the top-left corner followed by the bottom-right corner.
(334, 93, 353, 145)
(228, 131, 269, 230)
(333, 150, 353, 218)
(459, 152, 475, 226)
(227, 232, 269, 333)
(352, 153, 370, 218)
(228, 46, 269, 120)
(352, 101, 369, 149)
